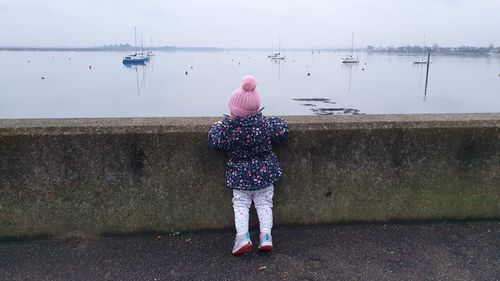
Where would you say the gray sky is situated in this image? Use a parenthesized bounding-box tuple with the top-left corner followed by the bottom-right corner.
(1, 0, 499, 48)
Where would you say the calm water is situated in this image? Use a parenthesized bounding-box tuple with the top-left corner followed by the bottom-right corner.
(1, 50, 499, 118)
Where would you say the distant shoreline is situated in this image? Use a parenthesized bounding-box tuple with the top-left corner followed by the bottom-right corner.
(1, 46, 499, 55)
(0, 46, 224, 52)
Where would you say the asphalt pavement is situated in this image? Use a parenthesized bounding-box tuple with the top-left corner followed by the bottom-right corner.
(1, 221, 499, 281)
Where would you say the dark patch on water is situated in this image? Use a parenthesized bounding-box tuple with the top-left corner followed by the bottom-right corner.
(311, 108, 362, 115)
(293, 98, 336, 104)
(293, 98, 363, 115)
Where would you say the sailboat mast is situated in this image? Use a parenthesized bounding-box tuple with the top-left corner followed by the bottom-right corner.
(351, 32, 354, 54)
(134, 27, 137, 51)
(141, 33, 145, 52)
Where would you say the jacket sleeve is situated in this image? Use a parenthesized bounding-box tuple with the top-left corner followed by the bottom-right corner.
(268, 117, 289, 144)
(208, 122, 230, 151)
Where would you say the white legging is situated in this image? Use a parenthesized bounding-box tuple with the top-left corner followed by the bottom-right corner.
(232, 185, 274, 235)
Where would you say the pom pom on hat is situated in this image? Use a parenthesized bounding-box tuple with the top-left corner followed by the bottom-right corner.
(228, 75, 260, 117)
(241, 75, 257, 91)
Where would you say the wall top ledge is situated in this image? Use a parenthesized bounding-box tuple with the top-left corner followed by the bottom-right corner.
(1, 113, 499, 136)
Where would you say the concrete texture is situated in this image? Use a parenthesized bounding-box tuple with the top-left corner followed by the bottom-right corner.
(0, 221, 499, 281)
(0, 114, 499, 238)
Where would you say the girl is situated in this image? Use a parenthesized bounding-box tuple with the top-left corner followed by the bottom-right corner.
(208, 75, 288, 255)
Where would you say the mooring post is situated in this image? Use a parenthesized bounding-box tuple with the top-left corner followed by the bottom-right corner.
(424, 51, 431, 95)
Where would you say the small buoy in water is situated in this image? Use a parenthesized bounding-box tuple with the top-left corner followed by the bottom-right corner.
(364, 62, 367, 65)
(362, 68, 365, 71)
(89, 65, 92, 69)
(307, 73, 311, 76)
(238, 62, 241, 65)
(185, 71, 188, 75)
(190, 66, 193, 69)
(68, 57, 71, 60)
(41, 76, 45, 80)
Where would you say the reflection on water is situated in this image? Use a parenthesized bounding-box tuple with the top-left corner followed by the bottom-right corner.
(343, 63, 354, 94)
(272, 58, 284, 80)
(417, 63, 424, 91)
(123, 59, 151, 96)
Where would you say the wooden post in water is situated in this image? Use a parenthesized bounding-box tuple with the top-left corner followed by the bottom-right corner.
(424, 52, 431, 95)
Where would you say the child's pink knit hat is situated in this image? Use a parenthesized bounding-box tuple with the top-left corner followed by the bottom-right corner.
(228, 75, 260, 117)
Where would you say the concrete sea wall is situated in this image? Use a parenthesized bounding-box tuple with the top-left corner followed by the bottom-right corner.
(0, 114, 499, 238)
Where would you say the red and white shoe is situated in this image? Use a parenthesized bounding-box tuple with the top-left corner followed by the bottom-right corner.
(258, 233, 273, 251)
(232, 232, 252, 255)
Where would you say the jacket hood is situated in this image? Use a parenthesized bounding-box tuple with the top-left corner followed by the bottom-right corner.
(222, 110, 265, 127)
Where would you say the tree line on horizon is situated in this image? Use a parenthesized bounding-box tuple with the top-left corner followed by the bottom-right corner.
(367, 44, 500, 54)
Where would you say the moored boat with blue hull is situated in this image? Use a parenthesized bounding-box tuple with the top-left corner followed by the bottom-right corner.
(122, 55, 148, 64)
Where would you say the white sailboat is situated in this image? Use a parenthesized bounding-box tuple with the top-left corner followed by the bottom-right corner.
(147, 38, 155, 57)
(268, 38, 286, 60)
(413, 35, 428, 64)
(413, 57, 427, 64)
(123, 27, 149, 64)
(342, 32, 359, 64)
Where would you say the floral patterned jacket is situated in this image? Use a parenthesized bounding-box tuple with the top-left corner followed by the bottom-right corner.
(208, 111, 288, 190)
